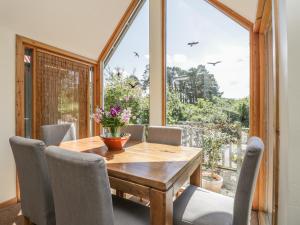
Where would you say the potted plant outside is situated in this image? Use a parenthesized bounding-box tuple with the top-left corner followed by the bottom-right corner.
(201, 130, 225, 193)
(201, 122, 240, 193)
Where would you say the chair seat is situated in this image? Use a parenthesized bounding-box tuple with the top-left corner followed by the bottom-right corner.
(174, 185, 233, 225)
(112, 195, 150, 225)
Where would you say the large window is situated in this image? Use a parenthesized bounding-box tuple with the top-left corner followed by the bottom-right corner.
(166, 0, 250, 196)
(103, 0, 149, 125)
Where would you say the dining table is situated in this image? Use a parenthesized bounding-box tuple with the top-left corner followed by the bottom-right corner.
(60, 136, 202, 225)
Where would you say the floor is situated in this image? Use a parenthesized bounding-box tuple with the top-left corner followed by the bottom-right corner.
(0, 202, 259, 225)
(0, 204, 23, 225)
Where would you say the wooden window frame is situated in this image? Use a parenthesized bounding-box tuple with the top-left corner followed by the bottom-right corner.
(255, 1, 279, 225)
(96, 0, 277, 223)
(162, 0, 278, 225)
(97, 0, 143, 135)
(161, 0, 254, 125)
(15, 35, 98, 200)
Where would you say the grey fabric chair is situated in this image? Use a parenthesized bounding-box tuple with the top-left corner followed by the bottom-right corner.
(173, 136, 264, 225)
(121, 124, 145, 141)
(147, 126, 182, 146)
(9, 136, 55, 225)
(45, 146, 149, 225)
(41, 123, 76, 146)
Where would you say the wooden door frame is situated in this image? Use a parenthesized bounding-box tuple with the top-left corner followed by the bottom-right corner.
(15, 35, 97, 201)
(16, 35, 97, 136)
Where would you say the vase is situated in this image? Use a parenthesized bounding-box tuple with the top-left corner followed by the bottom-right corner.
(100, 134, 131, 151)
(107, 126, 121, 137)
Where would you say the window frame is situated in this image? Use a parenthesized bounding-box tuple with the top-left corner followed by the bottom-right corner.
(97, 0, 146, 135)
(96, 0, 277, 222)
(162, 0, 276, 221)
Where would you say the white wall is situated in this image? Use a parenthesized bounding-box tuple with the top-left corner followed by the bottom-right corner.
(0, 26, 17, 202)
(277, 0, 300, 224)
(0, 0, 131, 59)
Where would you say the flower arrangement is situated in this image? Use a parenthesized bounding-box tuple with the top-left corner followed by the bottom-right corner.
(93, 105, 132, 137)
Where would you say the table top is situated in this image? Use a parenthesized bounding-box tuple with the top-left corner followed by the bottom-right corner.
(60, 136, 202, 191)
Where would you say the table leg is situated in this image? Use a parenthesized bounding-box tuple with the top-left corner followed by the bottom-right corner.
(190, 164, 202, 187)
(150, 188, 173, 225)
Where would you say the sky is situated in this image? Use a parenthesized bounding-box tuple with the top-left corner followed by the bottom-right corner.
(105, 0, 249, 99)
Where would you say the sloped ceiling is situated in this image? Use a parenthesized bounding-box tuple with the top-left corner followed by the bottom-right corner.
(0, 0, 131, 60)
(0, 0, 257, 60)
(220, 0, 258, 23)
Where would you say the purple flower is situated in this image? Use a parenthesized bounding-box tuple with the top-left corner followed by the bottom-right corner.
(115, 106, 121, 113)
(121, 109, 132, 124)
(110, 106, 121, 117)
(93, 107, 104, 124)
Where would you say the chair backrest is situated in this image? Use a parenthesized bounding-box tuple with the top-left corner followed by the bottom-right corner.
(121, 124, 145, 141)
(41, 123, 76, 146)
(147, 126, 182, 146)
(45, 146, 114, 225)
(9, 136, 55, 225)
(233, 137, 264, 225)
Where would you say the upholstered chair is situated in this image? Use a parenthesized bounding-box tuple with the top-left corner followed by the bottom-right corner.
(121, 124, 145, 141)
(41, 123, 76, 146)
(45, 146, 149, 225)
(9, 136, 55, 225)
(147, 126, 182, 146)
(173, 136, 264, 225)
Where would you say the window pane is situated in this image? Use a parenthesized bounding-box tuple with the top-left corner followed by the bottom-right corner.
(166, 0, 250, 197)
(104, 0, 149, 125)
(24, 48, 33, 138)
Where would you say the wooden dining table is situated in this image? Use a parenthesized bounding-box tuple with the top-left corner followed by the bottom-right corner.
(60, 136, 202, 225)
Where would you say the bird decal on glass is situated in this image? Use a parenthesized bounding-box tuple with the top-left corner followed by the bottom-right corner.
(128, 82, 139, 89)
(207, 61, 222, 66)
(187, 41, 199, 47)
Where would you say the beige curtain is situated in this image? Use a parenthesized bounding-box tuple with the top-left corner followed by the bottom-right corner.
(35, 50, 89, 139)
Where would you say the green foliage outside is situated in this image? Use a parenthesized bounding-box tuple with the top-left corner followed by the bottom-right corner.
(166, 65, 249, 175)
(104, 67, 149, 124)
(104, 64, 249, 175)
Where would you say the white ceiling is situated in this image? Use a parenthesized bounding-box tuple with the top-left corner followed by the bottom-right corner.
(0, 0, 257, 60)
(0, 0, 131, 60)
(220, 0, 258, 23)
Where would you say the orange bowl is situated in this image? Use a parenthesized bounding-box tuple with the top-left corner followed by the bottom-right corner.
(100, 134, 131, 151)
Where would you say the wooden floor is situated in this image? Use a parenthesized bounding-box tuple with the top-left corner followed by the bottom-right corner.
(0, 202, 259, 225)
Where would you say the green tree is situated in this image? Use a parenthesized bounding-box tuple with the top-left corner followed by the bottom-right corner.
(167, 65, 222, 103)
(104, 68, 149, 124)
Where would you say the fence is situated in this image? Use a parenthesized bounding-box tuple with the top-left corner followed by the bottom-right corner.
(171, 122, 249, 171)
